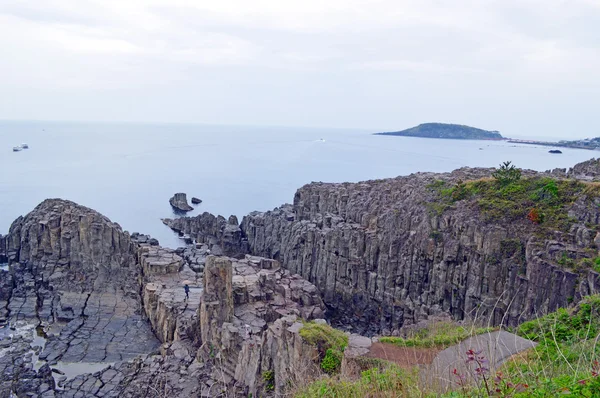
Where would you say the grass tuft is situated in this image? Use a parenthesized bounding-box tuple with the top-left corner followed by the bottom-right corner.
(380, 321, 495, 349)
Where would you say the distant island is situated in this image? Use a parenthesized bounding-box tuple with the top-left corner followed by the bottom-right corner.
(375, 123, 504, 140)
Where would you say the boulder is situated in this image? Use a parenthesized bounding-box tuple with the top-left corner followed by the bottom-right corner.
(169, 193, 193, 212)
(191, 197, 202, 205)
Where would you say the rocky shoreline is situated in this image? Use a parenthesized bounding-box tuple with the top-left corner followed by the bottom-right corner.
(0, 200, 330, 397)
(2, 159, 600, 396)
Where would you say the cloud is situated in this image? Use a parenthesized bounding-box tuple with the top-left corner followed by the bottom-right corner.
(0, 0, 599, 136)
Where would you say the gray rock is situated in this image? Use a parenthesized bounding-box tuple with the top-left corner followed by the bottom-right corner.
(162, 212, 248, 258)
(169, 193, 193, 212)
(191, 197, 202, 205)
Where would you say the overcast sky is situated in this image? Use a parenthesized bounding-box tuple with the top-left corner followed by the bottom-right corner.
(1, 0, 599, 138)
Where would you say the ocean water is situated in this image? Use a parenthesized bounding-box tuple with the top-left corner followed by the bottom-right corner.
(1, 120, 596, 248)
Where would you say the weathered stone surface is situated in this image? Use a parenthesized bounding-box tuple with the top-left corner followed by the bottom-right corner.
(163, 212, 248, 257)
(1, 198, 327, 397)
(197, 255, 326, 397)
(169, 193, 193, 212)
(4, 200, 160, 365)
(567, 158, 600, 180)
(0, 200, 160, 395)
(236, 165, 600, 335)
(200, 256, 233, 346)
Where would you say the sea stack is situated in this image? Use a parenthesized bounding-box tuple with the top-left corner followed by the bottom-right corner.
(191, 197, 202, 204)
(169, 193, 193, 212)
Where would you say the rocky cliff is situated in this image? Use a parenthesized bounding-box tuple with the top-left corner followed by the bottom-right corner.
(0, 199, 330, 397)
(239, 164, 600, 335)
(197, 255, 325, 396)
(164, 161, 600, 336)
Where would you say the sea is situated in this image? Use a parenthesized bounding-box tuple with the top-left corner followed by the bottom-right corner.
(1, 120, 596, 248)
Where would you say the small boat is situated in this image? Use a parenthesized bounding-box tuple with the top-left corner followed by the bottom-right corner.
(12, 146, 22, 152)
(549, 149, 563, 154)
(21, 143, 29, 149)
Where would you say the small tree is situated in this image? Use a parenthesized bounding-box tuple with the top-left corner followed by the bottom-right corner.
(492, 161, 521, 186)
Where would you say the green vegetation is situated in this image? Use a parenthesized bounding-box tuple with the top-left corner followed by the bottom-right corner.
(517, 295, 600, 343)
(321, 349, 343, 374)
(300, 321, 349, 375)
(491, 161, 522, 186)
(380, 321, 495, 349)
(296, 298, 600, 397)
(427, 162, 598, 233)
(376, 123, 503, 140)
(295, 365, 411, 398)
(438, 295, 600, 397)
(263, 370, 275, 391)
(580, 256, 600, 273)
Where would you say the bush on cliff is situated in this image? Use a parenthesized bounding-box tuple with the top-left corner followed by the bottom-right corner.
(300, 321, 349, 374)
(429, 172, 595, 234)
(492, 161, 522, 186)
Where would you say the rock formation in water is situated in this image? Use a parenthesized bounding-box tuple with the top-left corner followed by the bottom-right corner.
(191, 197, 202, 205)
(166, 159, 600, 336)
(169, 192, 193, 212)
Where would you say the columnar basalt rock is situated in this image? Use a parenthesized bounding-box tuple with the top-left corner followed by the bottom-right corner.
(238, 165, 600, 335)
(0, 200, 162, 395)
(197, 255, 326, 396)
(0, 234, 6, 263)
(163, 212, 248, 257)
(200, 256, 234, 345)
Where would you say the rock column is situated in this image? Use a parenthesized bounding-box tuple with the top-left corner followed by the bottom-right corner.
(0, 234, 6, 263)
(200, 256, 234, 346)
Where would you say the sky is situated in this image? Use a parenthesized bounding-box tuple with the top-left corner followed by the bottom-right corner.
(1, 0, 599, 139)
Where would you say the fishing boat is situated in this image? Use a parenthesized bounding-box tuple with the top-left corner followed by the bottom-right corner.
(21, 143, 29, 149)
(13, 146, 22, 152)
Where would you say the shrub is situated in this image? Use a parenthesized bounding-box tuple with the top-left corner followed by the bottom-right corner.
(527, 208, 542, 224)
(517, 295, 600, 343)
(492, 161, 521, 186)
(263, 370, 275, 391)
(299, 322, 348, 355)
(300, 321, 348, 375)
(321, 349, 342, 374)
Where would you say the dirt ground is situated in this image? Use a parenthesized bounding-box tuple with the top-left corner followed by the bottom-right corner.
(365, 342, 441, 368)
